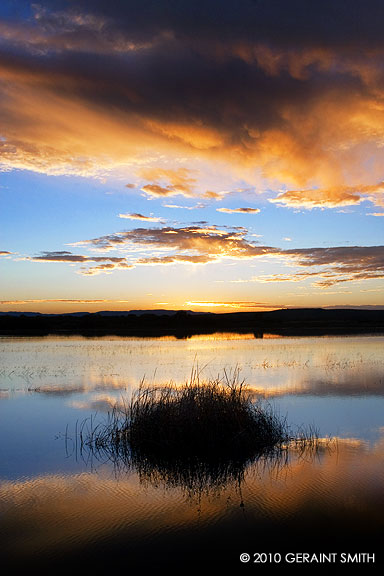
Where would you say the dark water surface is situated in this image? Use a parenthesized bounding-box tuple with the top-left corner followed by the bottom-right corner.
(1, 334, 383, 570)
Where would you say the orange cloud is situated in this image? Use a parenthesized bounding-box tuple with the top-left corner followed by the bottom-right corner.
(270, 183, 384, 209)
(144, 119, 224, 150)
(76, 225, 275, 265)
(27, 223, 384, 287)
(0, 299, 128, 305)
(185, 301, 281, 311)
(139, 168, 198, 198)
(1, 4, 384, 207)
(203, 191, 222, 199)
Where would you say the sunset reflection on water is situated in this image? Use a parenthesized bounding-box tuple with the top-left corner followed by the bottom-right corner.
(1, 438, 383, 569)
(1, 335, 384, 569)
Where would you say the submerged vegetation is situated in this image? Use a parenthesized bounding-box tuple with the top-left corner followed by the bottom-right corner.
(79, 370, 326, 494)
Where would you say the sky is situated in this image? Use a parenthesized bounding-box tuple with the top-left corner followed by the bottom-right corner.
(0, 0, 383, 314)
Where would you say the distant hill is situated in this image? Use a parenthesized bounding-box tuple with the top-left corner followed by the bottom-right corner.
(0, 308, 383, 337)
(263, 307, 384, 320)
(0, 309, 209, 318)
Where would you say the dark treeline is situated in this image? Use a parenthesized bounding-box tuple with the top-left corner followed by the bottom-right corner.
(1, 308, 384, 337)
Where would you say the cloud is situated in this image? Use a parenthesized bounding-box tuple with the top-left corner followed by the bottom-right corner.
(13, 1, 384, 55)
(29, 224, 276, 274)
(203, 191, 222, 200)
(0, 299, 130, 305)
(216, 207, 260, 214)
(30, 250, 129, 264)
(139, 168, 197, 198)
(2, 1, 384, 204)
(270, 183, 384, 210)
(70, 395, 119, 412)
(163, 203, 205, 210)
(75, 225, 276, 264)
(138, 254, 212, 265)
(0, 6, 137, 56)
(28, 250, 133, 275)
(30, 222, 384, 287)
(184, 301, 282, 311)
(118, 213, 163, 222)
(140, 184, 177, 198)
(261, 245, 384, 287)
(0, 251, 12, 256)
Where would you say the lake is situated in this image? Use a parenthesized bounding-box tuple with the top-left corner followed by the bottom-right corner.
(1, 334, 383, 570)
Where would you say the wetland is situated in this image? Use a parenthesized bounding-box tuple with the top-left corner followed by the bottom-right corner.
(1, 333, 383, 570)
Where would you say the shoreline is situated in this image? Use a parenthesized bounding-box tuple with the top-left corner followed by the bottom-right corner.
(1, 308, 384, 337)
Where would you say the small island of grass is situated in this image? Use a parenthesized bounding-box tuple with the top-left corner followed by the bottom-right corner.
(80, 371, 323, 495)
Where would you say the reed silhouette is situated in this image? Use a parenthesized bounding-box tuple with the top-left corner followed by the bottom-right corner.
(79, 370, 323, 496)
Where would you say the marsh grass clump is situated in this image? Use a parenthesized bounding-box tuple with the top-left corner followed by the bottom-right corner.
(79, 371, 328, 495)
(82, 370, 291, 467)
(128, 377, 287, 462)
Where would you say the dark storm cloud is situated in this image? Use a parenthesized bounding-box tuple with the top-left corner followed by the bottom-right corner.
(2, 1, 384, 196)
(0, 29, 310, 132)
(27, 1, 384, 49)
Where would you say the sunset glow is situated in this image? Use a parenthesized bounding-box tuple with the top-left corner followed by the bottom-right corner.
(1, 1, 383, 313)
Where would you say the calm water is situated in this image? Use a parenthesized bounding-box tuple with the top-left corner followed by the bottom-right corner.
(1, 334, 383, 570)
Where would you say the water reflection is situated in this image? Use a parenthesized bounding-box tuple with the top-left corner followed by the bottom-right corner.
(1, 335, 383, 395)
(77, 427, 295, 500)
(1, 439, 384, 569)
(1, 335, 384, 568)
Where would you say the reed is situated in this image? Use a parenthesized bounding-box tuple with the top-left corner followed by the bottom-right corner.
(82, 370, 291, 461)
(79, 370, 324, 493)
